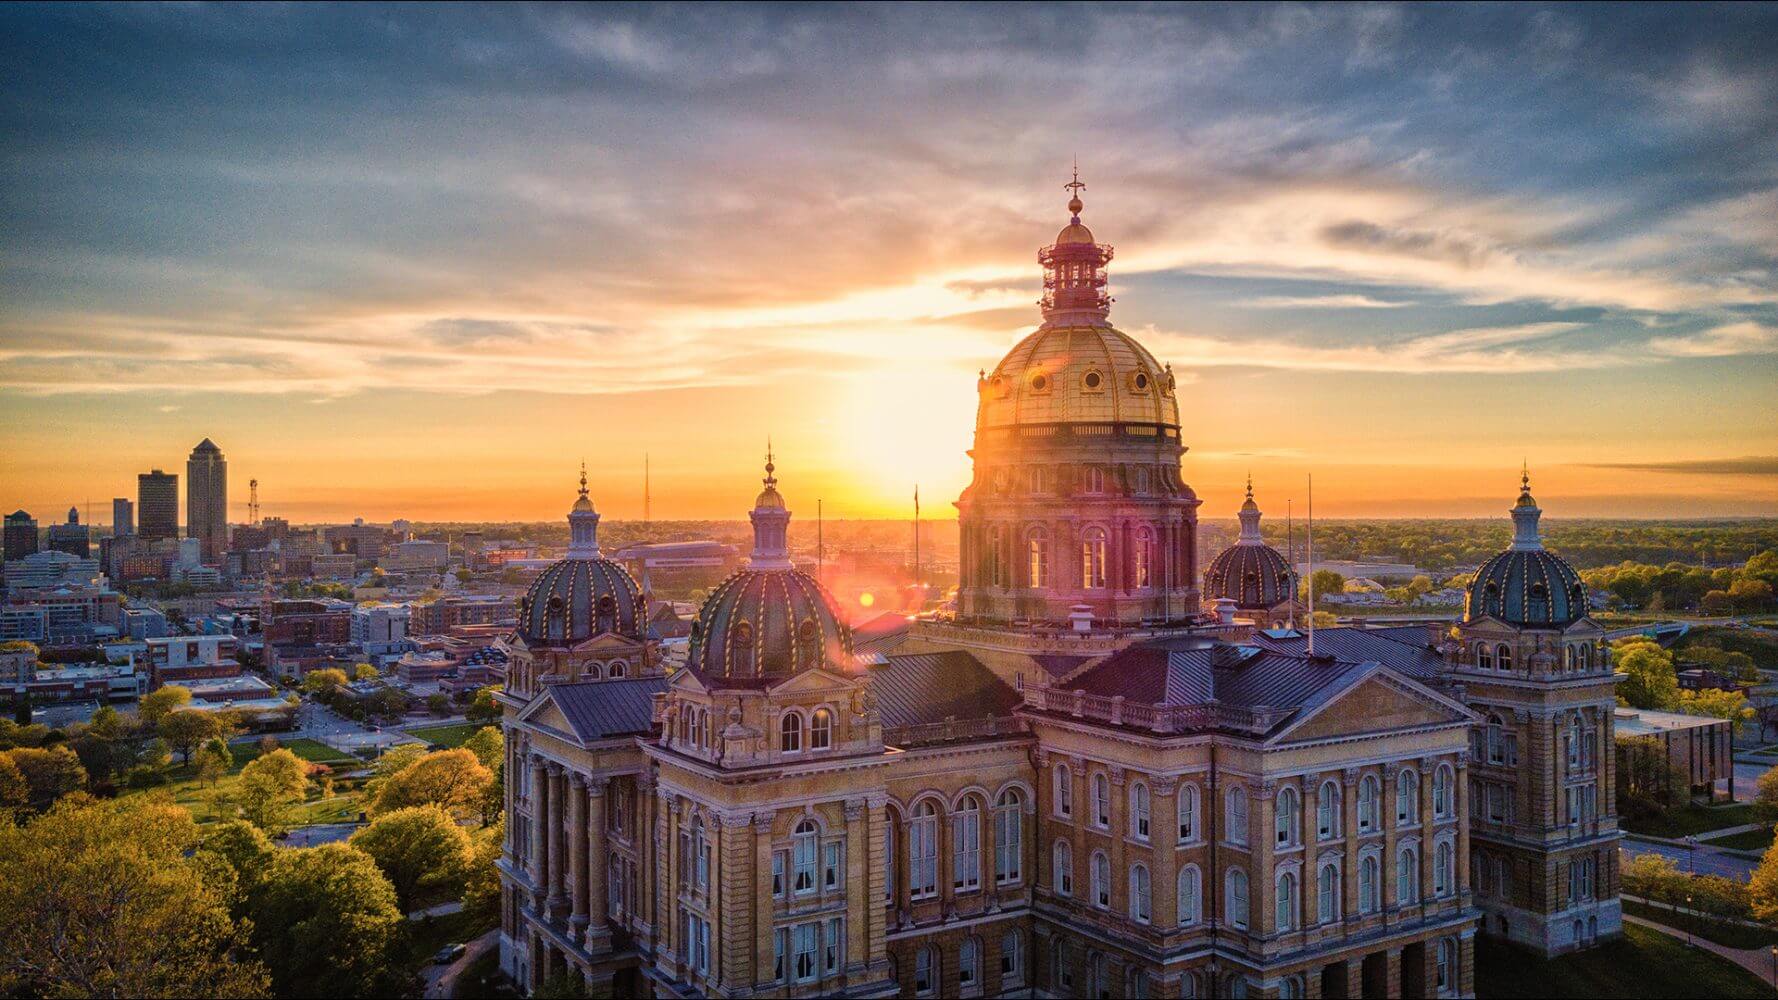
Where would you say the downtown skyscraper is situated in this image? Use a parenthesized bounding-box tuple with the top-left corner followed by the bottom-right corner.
(136, 470, 178, 541)
(186, 438, 228, 562)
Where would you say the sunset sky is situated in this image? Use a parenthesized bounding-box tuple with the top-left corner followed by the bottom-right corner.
(2, 4, 1775, 524)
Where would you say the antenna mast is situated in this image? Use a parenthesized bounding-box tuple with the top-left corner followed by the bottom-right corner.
(1306, 475, 1315, 656)
(1286, 498, 1296, 631)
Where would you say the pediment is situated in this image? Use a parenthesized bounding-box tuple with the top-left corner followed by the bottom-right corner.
(766, 666, 859, 697)
(669, 669, 711, 694)
(571, 631, 643, 653)
(1275, 668, 1473, 744)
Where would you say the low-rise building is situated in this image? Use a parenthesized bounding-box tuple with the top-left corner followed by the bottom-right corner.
(1615, 707, 1735, 802)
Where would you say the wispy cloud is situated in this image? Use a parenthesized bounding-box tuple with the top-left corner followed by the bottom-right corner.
(1239, 294, 1408, 309)
(1585, 457, 1778, 477)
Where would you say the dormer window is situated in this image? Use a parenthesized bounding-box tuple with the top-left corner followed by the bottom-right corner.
(781, 712, 803, 753)
(732, 622, 755, 675)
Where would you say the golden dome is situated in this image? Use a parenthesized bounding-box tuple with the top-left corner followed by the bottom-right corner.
(1055, 221, 1096, 245)
(976, 323, 1178, 429)
(754, 485, 786, 510)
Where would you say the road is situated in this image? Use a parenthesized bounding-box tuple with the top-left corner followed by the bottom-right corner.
(422, 928, 499, 999)
(1621, 838, 1759, 881)
(1734, 757, 1775, 802)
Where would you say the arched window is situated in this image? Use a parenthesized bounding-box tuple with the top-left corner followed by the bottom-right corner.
(1178, 864, 1201, 925)
(1054, 764, 1073, 818)
(1396, 769, 1419, 826)
(1130, 863, 1152, 923)
(1397, 844, 1419, 904)
(1486, 714, 1506, 765)
(1434, 764, 1454, 819)
(995, 789, 1023, 885)
(792, 819, 818, 894)
(1359, 854, 1380, 913)
(1086, 466, 1106, 494)
(1280, 976, 1304, 1000)
(1226, 787, 1249, 845)
(959, 936, 981, 990)
(953, 797, 981, 891)
(732, 621, 755, 675)
(1090, 850, 1111, 909)
(1435, 840, 1454, 897)
(1476, 642, 1493, 670)
(1497, 643, 1513, 670)
(1051, 940, 1072, 993)
(1053, 840, 1074, 896)
(1358, 774, 1380, 832)
(1133, 526, 1154, 588)
(914, 945, 936, 997)
(1029, 466, 1046, 494)
(1437, 938, 1456, 993)
(797, 619, 820, 670)
(1089, 951, 1109, 1000)
(1091, 772, 1110, 828)
(988, 526, 1007, 588)
(1179, 783, 1200, 842)
(1130, 780, 1151, 840)
(1081, 527, 1108, 588)
(607, 659, 626, 678)
(1000, 928, 1025, 986)
(780, 712, 803, 753)
(1276, 786, 1300, 847)
(596, 594, 616, 635)
(1134, 466, 1150, 494)
(1318, 780, 1341, 840)
(910, 802, 938, 899)
(1027, 528, 1049, 588)
(1275, 870, 1298, 931)
(810, 708, 832, 750)
(1318, 862, 1340, 924)
(1226, 867, 1250, 929)
(884, 814, 897, 903)
(690, 813, 710, 891)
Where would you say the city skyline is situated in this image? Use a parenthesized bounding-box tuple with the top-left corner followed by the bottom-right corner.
(3, 4, 1776, 521)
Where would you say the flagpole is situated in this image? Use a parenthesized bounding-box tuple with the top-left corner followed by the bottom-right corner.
(1306, 474, 1316, 656)
(1287, 499, 1296, 631)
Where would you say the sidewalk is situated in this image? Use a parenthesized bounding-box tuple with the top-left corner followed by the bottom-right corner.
(422, 927, 499, 999)
(1623, 913, 1778, 990)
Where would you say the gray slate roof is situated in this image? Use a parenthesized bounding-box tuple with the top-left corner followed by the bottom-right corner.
(1245, 626, 1446, 681)
(869, 650, 1022, 729)
(546, 676, 669, 742)
(1069, 640, 1374, 713)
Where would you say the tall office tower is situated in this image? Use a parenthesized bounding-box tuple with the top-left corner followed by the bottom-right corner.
(47, 506, 91, 559)
(186, 438, 228, 562)
(3, 510, 38, 561)
(138, 470, 179, 541)
(112, 497, 134, 537)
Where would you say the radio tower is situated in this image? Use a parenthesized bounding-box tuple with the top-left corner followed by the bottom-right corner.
(248, 478, 260, 525)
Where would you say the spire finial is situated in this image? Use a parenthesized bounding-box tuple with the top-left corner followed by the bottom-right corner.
(763, 436, 776, 489)
(1064, 158, 1086, 219)
(1246, 471, 1254, 500)
(1521, 459, 1530, 494)
(578, 460, 589, 499)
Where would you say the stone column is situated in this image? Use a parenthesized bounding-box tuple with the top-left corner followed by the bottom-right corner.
(658, 792, 679, 969)
(845, 799, 870, 973)
(1419, 759, 1436, 907)
(1033, 752, 1053, 893)
(1256, 781, 1276, 935)
(546, 763, 568, 920)
(867, 797, 889, 968)
(753, 811, 776, 988)
(528, 756, 548, 908)
(1343, 768, 1360, 922)
(587, 779, 608, 942)
(1347, 956, 1365, 998)
(1385, 946, 1403, 1000)
(1155, 775, 1179, 925)
(568, 773, 589, 943)
(1456, 759, 1472, 899)
(635, 773, 655, 939)
(1109, 767, 1127, 914)
(979, 790, 997, 901)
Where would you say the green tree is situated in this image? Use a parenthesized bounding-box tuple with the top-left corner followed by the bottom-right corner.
(461, 819, 505, 923)
(0, 754, 25, 811)
(138, 685, 193, 727)
(197, 819, 276, 901)
(371, 748, 493, 820)
(353, 663, 380, 681)
(0, 795, 270, 998)
(1306, 570, 1345, 603)
(160, 709, 224, 764)
(235, 748, 311, 833)
(1615, 640, 1679, 711)
(195, 736, 234, 788)
(349, 805, 473, 911)
(1754, 768, 1778, 825)
(301, 668, 349, 695)
(1676, 687, 1751, 722)
(464, 685, 502, 726)
(1751, 838, 1778, 923)
(1, 745, 86, 808)
(249, 843, 406, 998)
(461, 725, 503, 771)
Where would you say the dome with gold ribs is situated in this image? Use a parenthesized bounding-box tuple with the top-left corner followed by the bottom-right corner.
(515, 466, 644, 646)
(687, 453, 852, 684)
(1465, 469, 1588, 627)
(1205, 476, 1295, 610)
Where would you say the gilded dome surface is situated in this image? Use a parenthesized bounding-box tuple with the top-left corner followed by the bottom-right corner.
(518, 557, 644, 646)
(687, 568, 852, 683)
(976, 324, 1178, 429)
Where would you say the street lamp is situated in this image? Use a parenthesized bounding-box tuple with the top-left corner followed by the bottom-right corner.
(1686, 895, 1694, 948)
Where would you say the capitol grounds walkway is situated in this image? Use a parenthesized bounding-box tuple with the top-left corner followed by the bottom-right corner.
(1622, 911, 1778, 993)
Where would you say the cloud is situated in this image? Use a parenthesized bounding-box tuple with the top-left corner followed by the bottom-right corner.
(1585, 457, 1778, 477)
(1239, 294, 1408, 309)
(1647, 321, 1778, 358)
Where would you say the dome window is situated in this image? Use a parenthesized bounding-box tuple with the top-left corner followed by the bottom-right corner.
(1131, 372, 1150, 391)
(1082, 370, 1105, 392)
(1030, 372, 1050, 392)
(731, 621, 755, 676)
(798, 619, 820, 669)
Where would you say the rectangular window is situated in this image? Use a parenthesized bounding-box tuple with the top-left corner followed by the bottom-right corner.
(794, 834, 817, 894)
(793, 923, 817, 983)
(772, 852, 785, 898)
(824, 917, 843, 976)
(823, 841, 843, 891)
(774, 928, 787, 983)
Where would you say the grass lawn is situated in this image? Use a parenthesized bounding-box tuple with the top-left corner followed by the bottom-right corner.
(403, 722, 486, 749)
(125, 740, 363, 826)
(1710, 827, 1777, 853)
(1477, 923, 1773, 999)
(1624, 899, 1778, 949)
(1625, 803, 1757, 839)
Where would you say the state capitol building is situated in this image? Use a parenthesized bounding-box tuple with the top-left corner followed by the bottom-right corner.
(495, 179, 1622, 999)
